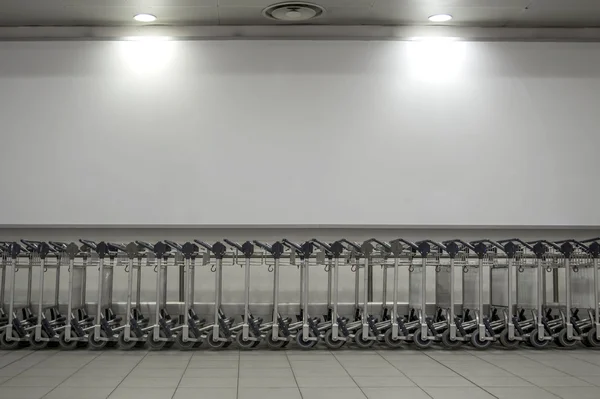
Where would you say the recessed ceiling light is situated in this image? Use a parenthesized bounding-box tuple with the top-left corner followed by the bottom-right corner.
(428, 14, 452, 22)
(134, 13, 157, 22)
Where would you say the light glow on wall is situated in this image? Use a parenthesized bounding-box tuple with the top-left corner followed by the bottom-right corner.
(406, 37, 466, 83)
(117, 37, 175, 75)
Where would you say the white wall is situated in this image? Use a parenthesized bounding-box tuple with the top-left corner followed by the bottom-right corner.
(1, 40, 600, 226)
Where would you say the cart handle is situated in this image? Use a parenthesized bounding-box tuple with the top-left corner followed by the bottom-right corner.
(193, 240, 213, 251)
(253, 240, 273, 252)
(311, 238, 332, 253)
(442, 239, 475, 251)
(281, 239, 302, 252)
(390, 238, 418, 251)
(339, 238, 361, 251)
(48, 241, 68, 252)
(107, 242, 127, 252)
(79, 239, 97, 250)
(497, 238, 534, 250)
(20, 239, 42, 252)
(527, 240, 561, 251)
(135, 240, 155, 252)
(164, 240, 183, 252)
(470, 239, 505, 252)
(368, 238, 391, 251)
(416, 239, 446, 251)
(581, 237, 600, 243)
(554, 239, 590, 253)
(223, 239, 244, 252)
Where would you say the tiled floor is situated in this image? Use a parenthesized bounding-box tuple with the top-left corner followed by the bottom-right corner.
(1, 347, 600, 399)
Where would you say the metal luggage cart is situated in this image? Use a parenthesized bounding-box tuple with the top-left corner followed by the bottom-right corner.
(580, 237, 600, 347)
(0, 243, 9, 327)
(553, 239, 596, 348)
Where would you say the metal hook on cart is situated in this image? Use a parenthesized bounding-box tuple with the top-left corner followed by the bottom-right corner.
(463, 265, 469, 273)
(268, 264, 274, 272)
(409, 265, 415, 272)
(211, 264, 216, 272)
(324, 264, 330, 272)
(351, 264, 357, 272)
(436, 265, 441, 273)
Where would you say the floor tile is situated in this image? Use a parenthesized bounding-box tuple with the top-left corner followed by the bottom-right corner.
(295, 375, 356, 388)
(411, 376, 474, 387)
(576, 376, 600, 386)
(120, 376, 180, 388)
(353, 376, 415, 387)
(108, 387, 176, 399)
(178, 377, 238, 388)
(187, 359, 238, 369)
(486, 387, 561, 399)
(238, 376, 297, 388)
(544, 386, 600, 399)
(468, 376, 533, 387)
(0, 368, 28, 377)
(18, 368, 79, 378)
(523, 376, 592, 387)
(423, 387, 496, 399)
(344, 367, 404, 377)
(42, 387, 114, 399)
(59, 376, 124, 388)
(362, 387, 431, 399)
(238, 387, 302, 399)
(73, 367, 134, 377)
(292, 367, 349, 377)
(2, 376, 63, 388)
(0, 386, 53, 399)
(299, 387, 367, 399)
(173, 388, 237, 399)
(184, 368, 239, 378)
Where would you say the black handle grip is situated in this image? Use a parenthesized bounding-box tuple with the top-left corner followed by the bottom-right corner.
(581, 237, 600, 243)
(164, 240, 183, 252)
(107, 242, 127, 252)
(79, 239, 97, 250)
(311, 238, 332, 253)
(497, 238, 534, 250)
(442, 239, 475, 251)
(224, 239, 244, 252)
(368, 238, 391, 251)
(339, 239, 361, 251)
(470, 239, 505, 252)
(391, 238, 418, 251)
(416, 240, 446, 251)
(554, 239, 590, 254)
(193, 240, 213, 251)
(48, 241, 67, 252)
(253, 240, 272, 252)
(20, 239, 41, 252)
(135, 240, 155, 252)
(281, 239, 302, 252)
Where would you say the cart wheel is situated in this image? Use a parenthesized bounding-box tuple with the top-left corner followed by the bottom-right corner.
(557, 329, 579, 349)
(0, 330, 22, 350)
(29, 330, 49, 350)
(324, 329, 346, 350)
(205, 330, 227, 350)
(412, 329, 433, 349)
(528, 330, 551, 349)
(164, 339, 176, 349)
(236, 331, 257, 350)
(470, 330, 492, 350)
(266, 333, 288, 350)
(176, 332, 197, 350)
(353, 329, 376, 349)
(383, 329, 404, 348)
(106, 340, 118, 348)
(251, 340, 261, 348)
(146, 329, 167, 351)
(118, 330, 138, 350)
(87, 330, 108, 350)
(441, 329, 463, 350)
(296, 330, 318, 350)
(585, 328, 600, 348)
(499, 330, 520, 349)
(58, 331, 79, 350)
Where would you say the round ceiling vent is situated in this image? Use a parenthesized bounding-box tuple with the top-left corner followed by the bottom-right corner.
(263, 2, 325, 22)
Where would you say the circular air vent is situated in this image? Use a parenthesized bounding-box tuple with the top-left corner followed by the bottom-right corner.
(263, 2, 325, 22)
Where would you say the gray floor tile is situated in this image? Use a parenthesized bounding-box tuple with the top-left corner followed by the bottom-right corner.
(296, 375, 356, 388)
(575, 376, 600, 386)
(238, 387, 302, 399)
(344, 367, 404, 377)
(411, 376, 474, 387)
(502, 366, 569, 377)
(299, 387, 367, 399)
(120, 376, 181, 388)
(523, 376, 592, 387)
(353, 375, 415, 387)
(238, 376, 297, 388)
(73, 367, 134, 377)
(173, 388, 237, 399)
(0, 368, 28, 377)
(238, 368, 292, 378)
(362, 387, 431, 399)
(397, 365, 459, 376)
(241, 359, 290, 368)
(0, 377, 9, 384)
(108, 387, 176, 399)
(18, 367, 79, 378)
(292, 367, 349, 377)
(544, 386, 600, 399)
(178, 377, 238, 388)
(486, 387, 561, 399)
(468, 376, 533, 387)
(2, 376, 63, 388)
(59, 376, 124, 388)
(423, 387, 496, 399)
(42, 387, 114, 399)
(0, 387, 53, 399)
(128, 368, 185, 378)
(187, 359, 238, 369)
(184, 368, 239, 377)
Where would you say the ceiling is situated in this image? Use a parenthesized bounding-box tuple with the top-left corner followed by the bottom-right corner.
(1, 0, 600, 28)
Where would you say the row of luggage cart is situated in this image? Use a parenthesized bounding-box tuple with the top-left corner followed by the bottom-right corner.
(0, 237, 599, 351)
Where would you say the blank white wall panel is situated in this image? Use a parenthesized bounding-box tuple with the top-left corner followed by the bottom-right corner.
(1, 40, 599, 226)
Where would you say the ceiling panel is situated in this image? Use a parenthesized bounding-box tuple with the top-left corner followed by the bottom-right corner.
(1, 0, 600, 27)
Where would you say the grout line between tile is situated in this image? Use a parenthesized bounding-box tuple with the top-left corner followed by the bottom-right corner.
(236, 349, 241, 399)
(285, 349, 304, 399)
(329, 350, 371, 399)
(170, 350, 194, 399)
(40, 350, 103, 398)
(376, 350, 435, 399)
(104, 349, 150, 399)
